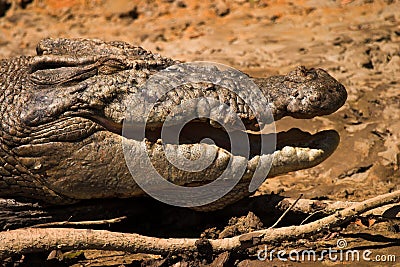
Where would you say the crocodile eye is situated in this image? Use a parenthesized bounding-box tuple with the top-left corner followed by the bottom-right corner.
(97, 58, 127, 75)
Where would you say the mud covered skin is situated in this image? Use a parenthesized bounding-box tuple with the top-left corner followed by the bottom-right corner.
(0, 38, 346, 209)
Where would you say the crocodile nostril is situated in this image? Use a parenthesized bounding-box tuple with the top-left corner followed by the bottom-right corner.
(309, 94, 321, 102)
(292, 90, 304, 99)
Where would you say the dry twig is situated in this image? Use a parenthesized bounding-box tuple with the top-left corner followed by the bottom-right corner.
(31, 216, 127, 228)
(268, 194, 303, 229)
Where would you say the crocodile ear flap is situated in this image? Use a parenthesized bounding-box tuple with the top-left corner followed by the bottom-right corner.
(29, 56, 97, 86)
(28, 55, 128, 86)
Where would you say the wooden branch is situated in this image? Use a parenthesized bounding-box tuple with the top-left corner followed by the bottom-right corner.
(268, 194, 303, 229)
(0, 197, 157, 230)
(275, 196, 400, 218)
(31, 216, 127, 228)
(0, 190, 398, 260)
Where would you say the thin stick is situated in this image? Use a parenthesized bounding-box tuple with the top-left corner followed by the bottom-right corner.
(268, 194, 303, 229)
(300, 210, 322, 225)
(31, 216, 127, 228)
(0, 190, 398, 260)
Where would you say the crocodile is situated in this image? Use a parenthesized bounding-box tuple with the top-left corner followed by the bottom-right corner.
(0, 38, 347, 210)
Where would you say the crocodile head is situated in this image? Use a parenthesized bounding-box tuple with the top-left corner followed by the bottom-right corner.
(0, 38, 347, 209)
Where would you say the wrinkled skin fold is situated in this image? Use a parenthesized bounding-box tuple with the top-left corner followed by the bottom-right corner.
(0, 38, 347, 210)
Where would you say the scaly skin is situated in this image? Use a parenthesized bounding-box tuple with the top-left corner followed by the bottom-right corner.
(0, 38, 347, 209)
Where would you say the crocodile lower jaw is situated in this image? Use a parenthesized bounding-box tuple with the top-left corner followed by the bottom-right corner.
(131, 121, 340, 179)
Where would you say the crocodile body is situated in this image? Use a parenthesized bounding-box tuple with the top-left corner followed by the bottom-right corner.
(0, 38, 347, 209)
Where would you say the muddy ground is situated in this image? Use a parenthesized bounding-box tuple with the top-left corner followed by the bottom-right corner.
(0, 0, 399, 266)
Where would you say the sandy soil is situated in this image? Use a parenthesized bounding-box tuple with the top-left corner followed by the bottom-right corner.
(0, 0, 399, 266)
